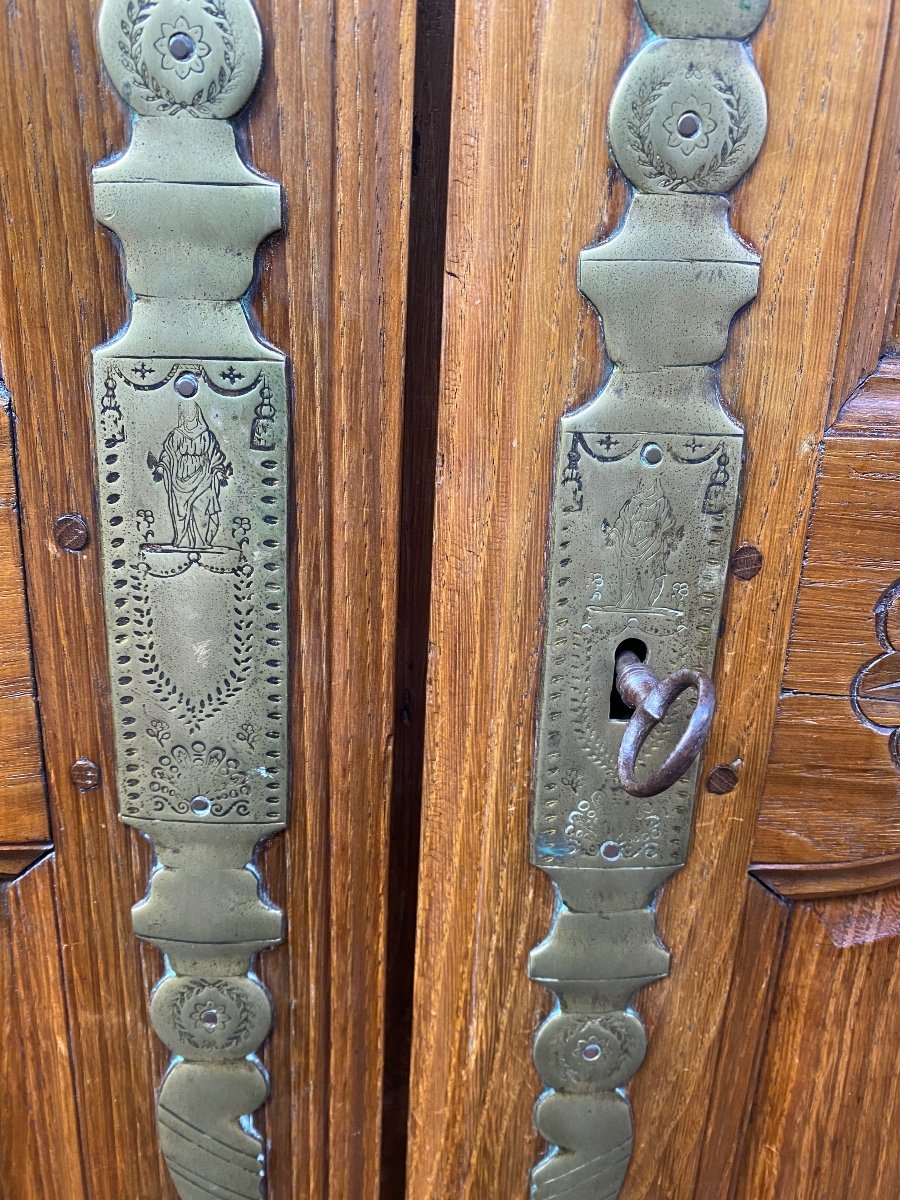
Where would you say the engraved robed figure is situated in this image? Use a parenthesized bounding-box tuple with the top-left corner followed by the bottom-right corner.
(528, 1, 770, 1197)
(91, 0, 289, 1196)
(148, 397, 233, 550)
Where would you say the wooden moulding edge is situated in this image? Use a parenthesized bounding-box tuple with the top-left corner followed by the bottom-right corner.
(750, 852, 900, 900)
(0, 843, 53, 883)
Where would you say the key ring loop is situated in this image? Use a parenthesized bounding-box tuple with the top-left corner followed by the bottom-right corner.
(615, 652, 717, 798)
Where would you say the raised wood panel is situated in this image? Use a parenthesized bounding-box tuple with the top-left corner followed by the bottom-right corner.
(0, 844, 51, 880)
(407, 0, 896, 1196)
(0, 0, 412, 1197)
(0, 392, 46, 844)
(735, 886, 900, 1200)
(753, 853, 900, 900)
(1, 857, 88, 1200)
(783, 436, 900, 694)
(755, 368, 900, 867)
(759, 695, 900, 862)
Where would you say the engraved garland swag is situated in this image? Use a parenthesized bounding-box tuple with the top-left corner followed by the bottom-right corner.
(529, 1, 769, 1197)
(92, 0, 287, 1195)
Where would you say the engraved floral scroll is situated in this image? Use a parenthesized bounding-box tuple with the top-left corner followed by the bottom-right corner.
(91, 1, 287, 1194)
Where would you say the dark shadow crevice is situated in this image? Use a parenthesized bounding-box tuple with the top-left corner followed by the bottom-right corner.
(380, 0, 457, 1194)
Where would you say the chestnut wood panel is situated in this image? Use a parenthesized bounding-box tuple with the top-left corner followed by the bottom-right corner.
(0, 391, 46, 844)
(1, 857, 87, 1200)
(735, 885, 900, 1200)
(760, 695, 900, 861)
(407, 1, 897, 1197)
(755, 367, 900, 867)
(0, 1, 412, 1199)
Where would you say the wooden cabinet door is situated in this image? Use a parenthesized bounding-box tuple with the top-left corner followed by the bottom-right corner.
(405, 1, 900, 1198)
(0, 0, 413, 1196)
(0, 0, 898, 1198)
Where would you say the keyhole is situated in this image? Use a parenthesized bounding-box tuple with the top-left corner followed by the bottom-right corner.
(609, 638, 648, 721)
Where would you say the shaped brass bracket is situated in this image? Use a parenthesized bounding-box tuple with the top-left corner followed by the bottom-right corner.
(91, 2, 287, 1195)
(529, 1, 769, 1195)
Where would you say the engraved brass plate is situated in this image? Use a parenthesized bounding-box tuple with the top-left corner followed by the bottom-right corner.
(528, 3, 770, 1196)
(91, 0, 287, 1194)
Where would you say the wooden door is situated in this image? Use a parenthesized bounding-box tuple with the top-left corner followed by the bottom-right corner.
(0, 0, 414, 1195)
(405, 1, 900, 1198)
(0, 0, 898, 1198)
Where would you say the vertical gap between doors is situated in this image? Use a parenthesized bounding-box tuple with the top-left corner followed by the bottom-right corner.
(380, 0, 457, 1194)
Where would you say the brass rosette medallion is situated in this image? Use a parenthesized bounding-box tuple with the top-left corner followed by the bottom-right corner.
(528, 2, 769, 1197)
(91, 0, 288, 1195)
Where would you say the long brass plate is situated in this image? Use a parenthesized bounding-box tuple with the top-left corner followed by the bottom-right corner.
(527, 2, 770, 1195)
(90, 0, 289, 1194)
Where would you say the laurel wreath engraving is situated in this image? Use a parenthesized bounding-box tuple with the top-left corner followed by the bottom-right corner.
(627, 73, 751, 191)
(118, 0, 239, 115)
(129, 557, 254, 736)
(554, 1014, 643, 1089)
(171, 979, 255, 1051)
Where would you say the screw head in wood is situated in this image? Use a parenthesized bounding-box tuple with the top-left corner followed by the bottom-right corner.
(730, 543, 763, 580)
(70, 758, 101, 792)
(54, 512, 90, 552)
(706, 764, 739, 794)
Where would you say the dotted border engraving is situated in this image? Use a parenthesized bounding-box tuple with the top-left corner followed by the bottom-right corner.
(95, 361, 287, 826)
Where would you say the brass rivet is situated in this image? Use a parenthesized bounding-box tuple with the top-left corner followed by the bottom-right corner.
(168, 32, 195, 61)
(71, 758, 101, 792)
(706, 764, 739, 794)
(730, 543, 763, 580)
(54, 513, 90, 552)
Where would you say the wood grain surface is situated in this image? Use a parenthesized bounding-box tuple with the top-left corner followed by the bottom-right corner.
(0, 392, 46, 844)
(735, 885, 900, 1200)
(0, 844, 51, 880)
(828, 14, 900, 418)
(0, 0, 413, 1197)
(406, 0, 898, 1196)
(755, 367, 900, 866)
(1, 857, 87, 1200)
(752, 852, 900, 900)
(691, 879, 789, 1200)
(250, 0, 413, 1195)
(408, 0, 637, 1192)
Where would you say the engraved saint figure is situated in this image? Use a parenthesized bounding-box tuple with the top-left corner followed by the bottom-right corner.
(602, 475, 682, 610)
(148, 400, 232, 548)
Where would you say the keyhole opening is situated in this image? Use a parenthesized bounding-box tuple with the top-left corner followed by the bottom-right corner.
(609, 638, 648, 721)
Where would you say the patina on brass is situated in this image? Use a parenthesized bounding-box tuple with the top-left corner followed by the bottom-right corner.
(91, 1, 287, 1195)
(528, 2, 769, 1196)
